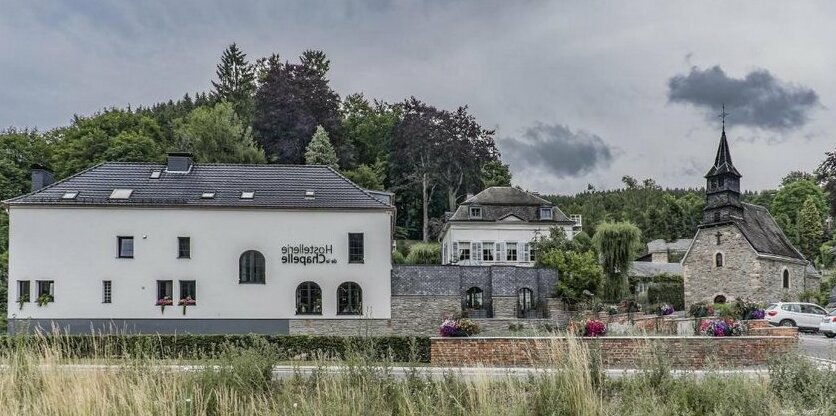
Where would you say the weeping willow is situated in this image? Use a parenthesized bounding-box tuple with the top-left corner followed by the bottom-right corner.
(593, 221, 642, 302)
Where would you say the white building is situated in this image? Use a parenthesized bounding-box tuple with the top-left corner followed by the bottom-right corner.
(439, 187, 578, 267)
(4, 153, 394, 334)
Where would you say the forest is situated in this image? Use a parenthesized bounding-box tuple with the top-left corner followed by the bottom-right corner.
(2, 43, 836, 310)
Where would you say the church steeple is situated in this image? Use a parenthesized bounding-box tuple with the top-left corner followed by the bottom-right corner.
(702, 108, 743, 225)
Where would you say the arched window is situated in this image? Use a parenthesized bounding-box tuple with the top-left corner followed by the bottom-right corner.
(296, 282, 322, 315)
(239, 250, 265, 283)
(714, 295, 726, 304)
(518, 288, 534, 314)
(782, 269, 790, 289)
(715, 252, 724, 267)
(337, 282, 362, 315)
(465, 287, 483, 309)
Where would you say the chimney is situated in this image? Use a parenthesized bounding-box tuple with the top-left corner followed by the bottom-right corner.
(166, 152, 193, 173)
(31, 166, 54, 192)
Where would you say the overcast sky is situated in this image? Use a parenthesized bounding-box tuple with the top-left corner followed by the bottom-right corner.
(2, 1, 834, 194)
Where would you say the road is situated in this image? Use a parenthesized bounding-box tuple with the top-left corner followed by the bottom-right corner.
(799, 332, 836, 363)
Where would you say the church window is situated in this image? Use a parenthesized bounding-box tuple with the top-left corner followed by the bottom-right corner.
(713, 212, 721, 223)
(715, 252, 724, 267)
(782, 269, 790, 289)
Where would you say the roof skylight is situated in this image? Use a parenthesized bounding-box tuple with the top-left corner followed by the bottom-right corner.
(241, 191, 255, 199)
(304, 190, 315, 200)
(201, 192, 216, 199)
(150, 170, 162, 179)
(61, 191, 79, 200)
(109, 189, 133, 199)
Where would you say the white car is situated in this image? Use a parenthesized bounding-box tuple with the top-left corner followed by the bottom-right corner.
(819, 309, 836, 338)
(765, 302, 828, 331)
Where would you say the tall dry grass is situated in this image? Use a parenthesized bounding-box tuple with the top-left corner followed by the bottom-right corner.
(0, 332, 830, 415)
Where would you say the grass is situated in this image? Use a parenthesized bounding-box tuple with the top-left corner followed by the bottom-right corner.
(0, 333, 832, 415)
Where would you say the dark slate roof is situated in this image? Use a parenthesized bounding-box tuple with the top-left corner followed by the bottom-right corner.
(728, 203, 804, 261)
(705, 130, 742, 178)
(646, 238, 692, 253)
(448, 186, 574, 224)
(4, 162, 393, 210)
(629, 261, 683, 278)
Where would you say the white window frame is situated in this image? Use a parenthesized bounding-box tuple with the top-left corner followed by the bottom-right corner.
(522, 243, 531, 262)
(482, 242, 495, 262)
(469, 206, 482, 219)
(506, 242, 518, 262)
(540, 207, 553, 220)
(458, 241, 471, 261)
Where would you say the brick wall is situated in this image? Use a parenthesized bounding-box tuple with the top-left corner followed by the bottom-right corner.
(430, 335, 797, 368)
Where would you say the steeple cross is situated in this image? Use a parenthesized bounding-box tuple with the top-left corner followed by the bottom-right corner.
(718, 104, 729, 130)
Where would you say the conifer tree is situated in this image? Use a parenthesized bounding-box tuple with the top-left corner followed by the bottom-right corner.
(797, 195, 824, 262)
(304, 126, 339, 169)
(211, 43, 256, 123)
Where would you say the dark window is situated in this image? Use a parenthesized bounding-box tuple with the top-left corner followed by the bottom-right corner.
(117, 236, 134, 258)
(348, 233, 364, 264)
(239, 250, 266, 283)
(17, 280, 30, 303)
(518, 288, 534, 313)
(179, 280, 196, 301)
(156, 280, 173, 301)
(714, 295, 726, 304)
(713, 212, 721, 222)
(506, 242, 518, 261)
(715, 252, 724, 267)
(465, 287, 483, 309)
(296, 282, 322, 315)
(337, 282, 362, 315)
(102, 280, 112, 303)
(36, 280, 54, 303)
(178, 237, 191, 259)
(783, 269, 790, 289)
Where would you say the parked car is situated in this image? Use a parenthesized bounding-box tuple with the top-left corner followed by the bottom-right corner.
(819, 309, 836, 338)
(765, 302, 828, 331)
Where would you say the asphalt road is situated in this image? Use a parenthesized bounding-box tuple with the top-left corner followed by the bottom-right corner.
(799, 332, 836, 363)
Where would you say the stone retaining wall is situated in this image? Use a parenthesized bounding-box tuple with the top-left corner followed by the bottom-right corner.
(430, 335, 798, 368)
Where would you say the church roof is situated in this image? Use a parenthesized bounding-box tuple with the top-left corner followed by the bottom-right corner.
(705, 130, 742, 178)
(732, 203, 805, 261)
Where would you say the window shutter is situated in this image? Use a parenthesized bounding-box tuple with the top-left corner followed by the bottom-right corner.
(474, 242, 482, 262)
(452, 242, 459, 263)
(497, 242, 506, 262)
(522, 243, 530, 262)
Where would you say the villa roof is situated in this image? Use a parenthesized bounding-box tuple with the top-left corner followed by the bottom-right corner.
(448, 187, 574, 223)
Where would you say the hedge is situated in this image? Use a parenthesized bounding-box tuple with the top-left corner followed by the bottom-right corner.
(0, 335, 431, 363)
(648, 282, 685, 311)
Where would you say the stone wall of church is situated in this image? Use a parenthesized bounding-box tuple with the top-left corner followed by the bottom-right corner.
(683, 225, 805, 306)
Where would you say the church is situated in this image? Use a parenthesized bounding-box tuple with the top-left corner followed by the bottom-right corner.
(682, 125, 819, 306)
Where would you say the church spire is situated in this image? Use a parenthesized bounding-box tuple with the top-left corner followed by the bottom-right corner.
(702, 105, 743, 224)
(705, 105, 741, 178)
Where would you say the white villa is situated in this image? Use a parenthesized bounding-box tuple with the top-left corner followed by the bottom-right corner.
(439, 187, 579, 267)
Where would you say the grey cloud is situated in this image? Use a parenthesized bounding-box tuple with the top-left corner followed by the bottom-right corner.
(667, 65, 819, 132)
(501, 123, 614, 177)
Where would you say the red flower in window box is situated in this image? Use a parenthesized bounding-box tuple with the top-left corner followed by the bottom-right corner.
(155, 296, 173, 313)
(178, 296, 196, 315)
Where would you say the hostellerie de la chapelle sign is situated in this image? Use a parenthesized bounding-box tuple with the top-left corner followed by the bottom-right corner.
(281, 244, 337, 265)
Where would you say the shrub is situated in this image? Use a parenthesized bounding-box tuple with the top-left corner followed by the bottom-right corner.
(405, 243, 441, 264)
(733, 298, 765, 320)
(392, 250, 406, 264)
(647, 282, 685, 311)
(713, 303, 736, 319)
(688, 302, 714, 318)
(653, 304, 674, 316)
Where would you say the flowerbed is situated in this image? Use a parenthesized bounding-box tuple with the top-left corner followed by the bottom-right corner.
(699, 319, 745, 337)
(439, 318, 481, 337)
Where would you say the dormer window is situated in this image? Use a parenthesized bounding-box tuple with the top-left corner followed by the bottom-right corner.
(540, 207, 553, 220)
(469, 206, 482, 219)
(109, 189, 133, 199)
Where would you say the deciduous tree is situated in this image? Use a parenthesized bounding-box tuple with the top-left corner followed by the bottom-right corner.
(173, 102, 265, 164)
(593, 221, 642, 302)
